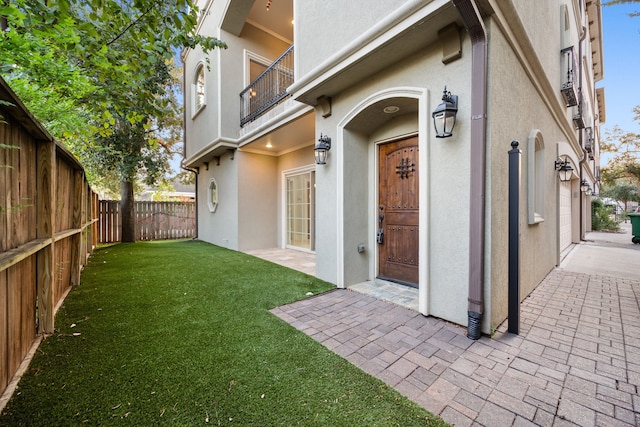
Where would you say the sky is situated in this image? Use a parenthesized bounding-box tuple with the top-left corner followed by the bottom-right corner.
(599, 2, 640, 166)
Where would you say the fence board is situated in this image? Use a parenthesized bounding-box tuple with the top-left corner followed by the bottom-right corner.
(98, 200, 195, 243)
(7, 265, 20, 383)
(0, 269, 7, 394)
(0, 125, 8, 253)
(1, 77, 97, 400)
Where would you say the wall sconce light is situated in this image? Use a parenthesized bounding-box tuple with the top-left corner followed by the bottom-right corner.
(554, 157, 573, 182)
(314, 134, 331, 165)
(586, 187, 593, 196)
(432, 86, 458, 138)
(580, 180, 590, 193)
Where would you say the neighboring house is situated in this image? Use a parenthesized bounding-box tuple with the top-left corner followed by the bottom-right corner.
(182, 0, 604, 337)
(138, 181, 196, 202)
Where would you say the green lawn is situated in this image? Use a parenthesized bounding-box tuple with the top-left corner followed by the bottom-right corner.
(0, 240, 447, 426)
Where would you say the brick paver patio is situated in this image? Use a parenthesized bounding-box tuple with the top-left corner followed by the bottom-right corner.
(271, 269, 640, 426)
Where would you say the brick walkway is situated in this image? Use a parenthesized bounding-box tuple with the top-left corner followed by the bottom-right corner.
(271, 269, 640, 426)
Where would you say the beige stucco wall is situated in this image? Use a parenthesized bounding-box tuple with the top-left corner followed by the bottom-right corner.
(183, 44, 221, 160)
(184, 0, 601, 336)
(197, 151, 239, 249)
(294, 0, 405, 78)
(312, 36, 474, 326)
(486, 16, 567, 331)
(237, 151, 278, 251)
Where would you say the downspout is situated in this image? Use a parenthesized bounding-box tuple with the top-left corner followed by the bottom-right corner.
(452, 0, 487, 340)
(181, 163, 199, 240)
(577, 0, 588, 240)
(180, 53, 199, 240)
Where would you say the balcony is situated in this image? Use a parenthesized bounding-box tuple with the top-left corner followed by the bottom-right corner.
(561, 46, 578, 107)
(240, 45, 294, 127)
(585, 127, 595, 160)
(572, 92, 585, 130)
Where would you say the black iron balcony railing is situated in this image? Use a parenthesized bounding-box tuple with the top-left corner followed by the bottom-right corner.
(560, 46, 578, 107)
(240, 45, 294, 126)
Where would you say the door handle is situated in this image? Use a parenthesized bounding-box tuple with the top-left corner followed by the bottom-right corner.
(377, 206, 384, 244)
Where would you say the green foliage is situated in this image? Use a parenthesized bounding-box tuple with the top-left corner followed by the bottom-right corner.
(0, 241, 444, 426)
(176, 169, 196, 186)
(0, 0, 227, 194)
(601, 107, 640, 202)
(600, 182, 640, 212)
(591, 198, 620, 231)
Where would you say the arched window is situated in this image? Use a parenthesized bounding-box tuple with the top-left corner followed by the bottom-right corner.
(193, 64, 206, 114)
(528, 130, 545, 224)
(208, 178, 218, 213)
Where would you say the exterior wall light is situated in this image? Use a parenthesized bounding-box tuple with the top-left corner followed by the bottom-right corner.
(432, 86, 458, 138)
(314, 134, 331, 165)
(554, 157, 573, 182)
(580, 180, 590, 192)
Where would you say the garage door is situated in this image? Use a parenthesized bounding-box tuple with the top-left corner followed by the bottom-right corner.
(559, 181, 572, 251)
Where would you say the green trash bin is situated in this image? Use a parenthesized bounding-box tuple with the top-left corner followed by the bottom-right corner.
(629, 213, 640, 244)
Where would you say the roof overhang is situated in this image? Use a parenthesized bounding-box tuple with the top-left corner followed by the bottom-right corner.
(586, 0, 604, 82)
(288, 0, 481, 106)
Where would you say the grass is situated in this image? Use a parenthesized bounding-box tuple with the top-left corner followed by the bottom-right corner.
(0, 240, 447, 426)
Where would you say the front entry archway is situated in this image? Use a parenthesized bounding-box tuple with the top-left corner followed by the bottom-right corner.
(377, 136, 419, 286)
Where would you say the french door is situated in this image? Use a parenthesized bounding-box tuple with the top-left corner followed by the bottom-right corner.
(286, 170, 316, 251)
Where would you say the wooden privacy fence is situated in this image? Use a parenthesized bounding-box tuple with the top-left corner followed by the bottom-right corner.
(0, 78, 98, 400)
(98, 200, 195, 243)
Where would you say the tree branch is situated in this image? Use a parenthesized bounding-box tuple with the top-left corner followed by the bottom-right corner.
(105, 5, 155, 47)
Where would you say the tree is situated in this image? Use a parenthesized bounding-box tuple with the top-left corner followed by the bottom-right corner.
(601, 112, 640, 186)
(1, 0, 226, 241)
(601, 182, 640, 211)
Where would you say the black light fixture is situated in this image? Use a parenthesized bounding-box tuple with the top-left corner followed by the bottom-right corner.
(432, 86, 458, 138)
(554, 157, 573, 182)
(314, 134, 332, 165)
(580, 180, 590, 192)
(586, 187, 593, 196)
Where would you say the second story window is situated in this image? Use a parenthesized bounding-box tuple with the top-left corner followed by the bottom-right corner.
(193, 64, 206, 116)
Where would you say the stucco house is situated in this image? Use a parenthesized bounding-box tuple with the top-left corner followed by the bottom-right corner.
(181, 0, 604, 337)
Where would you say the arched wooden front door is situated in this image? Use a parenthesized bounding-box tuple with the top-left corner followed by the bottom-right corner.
(377, 136, 419, 287)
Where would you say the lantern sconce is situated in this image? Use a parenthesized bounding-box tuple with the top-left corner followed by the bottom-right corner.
(554, 157, 573, 182)
(432, 86, 458, 138)
(314, 134, 332, 165)
(580, 180, 590, 193)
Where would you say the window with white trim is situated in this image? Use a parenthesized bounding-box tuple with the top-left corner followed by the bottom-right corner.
(528, 130, 545, 224)
(208, 178, 218, 213)
(193, 64, 206, 115)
